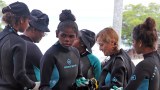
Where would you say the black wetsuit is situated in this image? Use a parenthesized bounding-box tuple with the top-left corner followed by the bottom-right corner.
(80, 51, 101, 80)
(125, 51, 160, 90)
(40, 41, 81, 90)
(99, 49, 135, 90)
(20, 35, 42, 82)
(0, 26, 35, 90)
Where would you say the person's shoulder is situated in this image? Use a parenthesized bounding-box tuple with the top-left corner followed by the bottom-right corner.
(136, 59, 153, 70)
(88, 53, 99, 60)
(10, 35, 26, 45)
(26, 41, 36, 46)
(43, 44, 58, 55)
(26, 41, 40, 50)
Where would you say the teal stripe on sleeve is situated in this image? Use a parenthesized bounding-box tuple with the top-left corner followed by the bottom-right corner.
(105, 73, 111, 85)
(33, 65, 40, 81)
(137, 79, 149, 90)
(49, 65, 59, 88)
(87, 54, 101, 80)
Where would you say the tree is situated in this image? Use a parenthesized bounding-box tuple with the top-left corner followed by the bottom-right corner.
(122, 3, 160, 46)
(0, 0, 6, 31)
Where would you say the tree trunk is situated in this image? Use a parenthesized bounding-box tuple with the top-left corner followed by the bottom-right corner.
(113, 0, 123, 47)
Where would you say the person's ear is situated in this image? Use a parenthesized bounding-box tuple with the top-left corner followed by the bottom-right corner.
(20, 17, 25, 24)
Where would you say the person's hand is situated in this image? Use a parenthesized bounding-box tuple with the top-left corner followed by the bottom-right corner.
(90, 78, 98, 89)
(32, 82, 40, 90)
(76, 77, 89, 87)
(110, 86, 123, 90)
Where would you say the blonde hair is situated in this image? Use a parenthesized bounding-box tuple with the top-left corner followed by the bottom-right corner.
(96, 27, 119, 45)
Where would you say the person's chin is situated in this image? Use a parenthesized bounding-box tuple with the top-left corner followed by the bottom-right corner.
(64, 44, 71, 47)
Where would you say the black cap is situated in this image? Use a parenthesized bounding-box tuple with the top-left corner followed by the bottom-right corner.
(79, 29, 96, 53)
(2, 1, 30, 17)
(29, 9, 50, 32)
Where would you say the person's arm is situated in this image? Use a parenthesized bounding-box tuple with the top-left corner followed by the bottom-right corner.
(109, 58, 126, 88)
(27, 42, 42, 68)
(88, 54, 101, 80)
(98, 68, 110, 90)
(39, 49, 55, 90)
(12, 40, 35, 89)
(124, 62, 149, 90)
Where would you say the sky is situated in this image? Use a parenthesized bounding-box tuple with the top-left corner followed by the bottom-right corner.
(3, 0, 160, 61)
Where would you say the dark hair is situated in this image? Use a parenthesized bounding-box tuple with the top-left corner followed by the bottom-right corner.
(2, 2, 29, 26)
(2, 12, 27, 26)
(133, 17, 158, 48)
(57, 9, 78, 35)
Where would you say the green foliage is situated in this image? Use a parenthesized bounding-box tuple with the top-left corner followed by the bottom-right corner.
(122, 3, 160, 46)
(0, 0, 6, 31)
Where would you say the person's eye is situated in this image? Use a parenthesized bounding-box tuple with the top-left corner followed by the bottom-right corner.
(60, 34, 66, 38)
(69, 35, 76, 38)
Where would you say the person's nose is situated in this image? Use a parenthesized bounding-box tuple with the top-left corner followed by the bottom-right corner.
(64, 36, 70, 42)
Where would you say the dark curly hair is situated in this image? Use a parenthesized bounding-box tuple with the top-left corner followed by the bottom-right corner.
(57, 9, 78, 35)
(133, 17, 158, 49)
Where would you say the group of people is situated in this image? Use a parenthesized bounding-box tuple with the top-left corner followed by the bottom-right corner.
(0, 1, 159, 90)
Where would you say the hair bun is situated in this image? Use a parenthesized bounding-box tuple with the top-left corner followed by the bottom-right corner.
(2, 6, 11, 14)
(143, 17, 156, 31)
(59, 9, 76, 22)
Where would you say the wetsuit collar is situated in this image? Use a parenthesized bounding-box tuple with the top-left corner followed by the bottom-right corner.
(110, 49, 122, 58)
(143, 51, 158, 58)
(54, 41, 71, 52)
(20, 35, 33, 42)
(80, 51, 90, 57)
(4, 25, 18, 35)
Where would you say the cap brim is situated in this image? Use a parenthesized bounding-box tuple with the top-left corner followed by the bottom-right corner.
(29, 20, 50, 32)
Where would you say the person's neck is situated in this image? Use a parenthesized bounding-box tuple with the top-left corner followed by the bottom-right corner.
(11, 25, 18, 32)
(23, 31, 34, 41)
(79, 48, 87, 54)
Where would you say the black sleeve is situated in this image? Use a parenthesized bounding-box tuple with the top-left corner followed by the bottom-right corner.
(110, 58, 126, 87)
(125, 61, 150, 90)
(99, 58, 126, 90)
(98, 68, 110, 90)
(39, 49, 55, 90)
(27, 42, 42, 68)
(12, 40, 35, 89)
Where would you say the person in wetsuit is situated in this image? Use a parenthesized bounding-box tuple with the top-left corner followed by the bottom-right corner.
(96, 27, 135, 90)
(124, 17, 160, 90)
(20, 9, 50, 82)
(0, 2, 38, 90)
(39, 9, 88, 90)
(72, 29, 101, 81)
